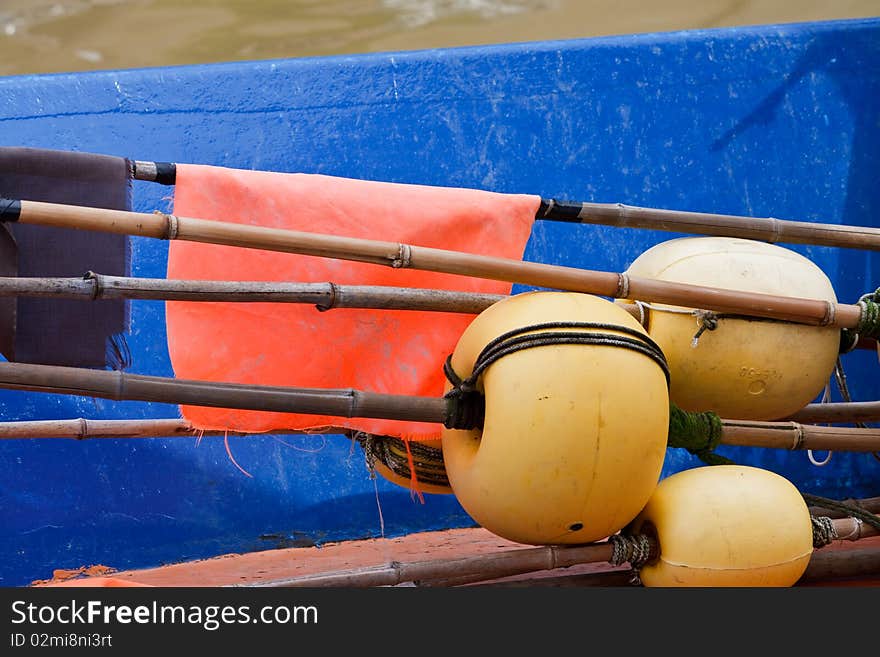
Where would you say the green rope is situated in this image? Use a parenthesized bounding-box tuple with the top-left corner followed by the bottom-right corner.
(842, 286, 880, 349)
(857, 287, 880, 340)
(667, 403, 733, 465)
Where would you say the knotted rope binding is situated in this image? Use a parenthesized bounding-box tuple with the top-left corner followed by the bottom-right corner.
(810, 516, 838, 548)
(355, 432, 449, 488)
(803, 493, 880, 535)
(840, 286, 879, 352)
(609, 533, 655, 568)
(691, 310, 719, 347)
(443, 321, 670, 430)
(609, 533, 656, 586)
(667, 404, 731, 465)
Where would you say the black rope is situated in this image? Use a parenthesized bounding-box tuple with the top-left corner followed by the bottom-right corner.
(839, 330, 860, 354)
(443, 322, 669, 430)
(355, 432, 450, 488)
(802, 493, 880, 533)
(468, 322, 668, 390)
(828, 356, 880, 463)
(442, 356, 486, 430)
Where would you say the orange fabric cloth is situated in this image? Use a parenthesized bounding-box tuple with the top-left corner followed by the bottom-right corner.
(166, 164, 539, 440)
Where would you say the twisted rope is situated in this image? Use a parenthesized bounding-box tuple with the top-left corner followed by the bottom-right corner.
(840, 286, 879, 351)
(355, 432, 450, 488)
(856, 288, 880, 340)
(811, 516, 838, 548)
(802, 492, 880, 534)
(443, 321, 669, 430)
(667, 404, 732, 465)
(608, 533, 655, 568)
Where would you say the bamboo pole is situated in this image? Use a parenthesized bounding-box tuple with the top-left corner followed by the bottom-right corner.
(237, 515, 879, 588)
(719, 421, 880, 452)
(3, 415, 880, 453)
(0, 418, 263, 439)
(3, 275, 873, 349)
(799, 543, 880, 584)
(0, 275, 661, 324)
(0, 274, 504, 314)
(0, 274, 873, 350)
(541, 200, 880, 251)
(0, 362, 448, 424)
(0, 198, 867, 330)
(467, 569, 633, 588)
(472, 545, 880, 587)
(239, 541, 621, 588)
(828, 517, 880, 541)
(129, 161, 880, 252)
(787, 401, 880, 424)
(0, 274, 872, 349)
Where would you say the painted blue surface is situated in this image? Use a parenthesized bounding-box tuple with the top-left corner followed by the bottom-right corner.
(1, 18, 878, 586)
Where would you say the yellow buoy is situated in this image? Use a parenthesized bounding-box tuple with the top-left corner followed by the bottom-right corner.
(630, 465, 813, 587)
(626, 236, 839, 420)
(441, 291, 669, 545)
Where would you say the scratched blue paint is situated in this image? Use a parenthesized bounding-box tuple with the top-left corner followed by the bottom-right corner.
(0, 18, 878, 586)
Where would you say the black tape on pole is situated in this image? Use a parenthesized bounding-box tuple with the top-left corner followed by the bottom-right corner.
(154, 162, 177, 185)
(536, 198, 583, 222)
(0, 198, 21, 222)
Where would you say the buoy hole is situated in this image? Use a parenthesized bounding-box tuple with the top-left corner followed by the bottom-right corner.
(748, 380, 766, 395)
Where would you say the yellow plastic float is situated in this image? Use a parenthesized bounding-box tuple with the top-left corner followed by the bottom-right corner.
(441, 291, 669, 545)
(626, 236, 840, 420)
(629, 465, 814, 587)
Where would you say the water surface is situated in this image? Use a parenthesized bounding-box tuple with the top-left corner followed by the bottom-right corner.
(0, 0, 875, 75)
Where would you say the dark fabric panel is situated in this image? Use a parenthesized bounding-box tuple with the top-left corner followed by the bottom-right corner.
(0, 225, 17, 359)
(0, 147, 131, 368)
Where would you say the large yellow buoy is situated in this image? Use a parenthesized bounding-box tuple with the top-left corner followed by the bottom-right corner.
(629, 465, 813, 587)
(626, 237, 839, 420)
(441, 291, 669, 545)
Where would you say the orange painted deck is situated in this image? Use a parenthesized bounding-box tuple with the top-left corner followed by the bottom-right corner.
(34, 528, 880, 588)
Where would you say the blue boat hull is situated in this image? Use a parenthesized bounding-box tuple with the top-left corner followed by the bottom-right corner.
(1, 18, 878, 586)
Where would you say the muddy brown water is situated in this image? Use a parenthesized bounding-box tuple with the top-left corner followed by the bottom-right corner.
(0, 0, 876, 76)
